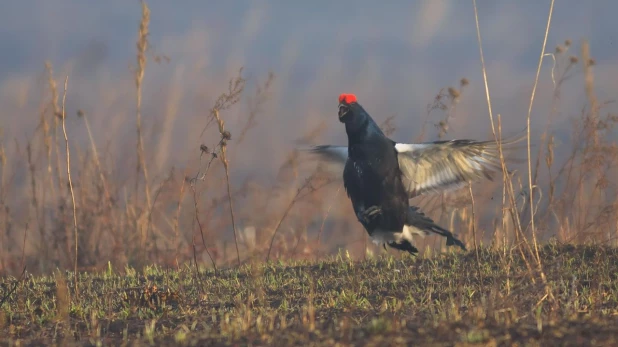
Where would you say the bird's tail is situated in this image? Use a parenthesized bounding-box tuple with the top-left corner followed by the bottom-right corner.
(406, 206, 467, 251)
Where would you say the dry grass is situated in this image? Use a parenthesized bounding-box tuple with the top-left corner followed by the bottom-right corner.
(2, 244, 618, 346)
(59, 76, 79, 296)
(0, 1, 614, 274)
(1, 1, 618, 344)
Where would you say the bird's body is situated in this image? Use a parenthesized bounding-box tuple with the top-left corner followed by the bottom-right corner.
(344, 140, 407, 233)
(341, 102, 414, 250)
(304, 93, 522, 255)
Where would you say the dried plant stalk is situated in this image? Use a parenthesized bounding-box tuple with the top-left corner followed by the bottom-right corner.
(213, 109, 241, 266)
(60, 76, 79, 296)
(135, 1, 153, 209)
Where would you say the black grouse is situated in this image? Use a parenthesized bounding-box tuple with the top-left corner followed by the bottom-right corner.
(305, 93, 522, 255)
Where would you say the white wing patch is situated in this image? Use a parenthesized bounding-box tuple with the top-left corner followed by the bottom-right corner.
(394, 143, 430, 152)
(300, 134, 522, 198)
(394, 137, 522, 198)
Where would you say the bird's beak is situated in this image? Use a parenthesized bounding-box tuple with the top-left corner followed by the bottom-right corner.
(338, 103, 349, 120)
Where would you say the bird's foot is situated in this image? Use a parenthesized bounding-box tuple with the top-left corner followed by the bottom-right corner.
(446, 235, 467, 251)
(357, 206, 382, 224)
(387, 240, 419, 255)
(359, 205, 382, 224)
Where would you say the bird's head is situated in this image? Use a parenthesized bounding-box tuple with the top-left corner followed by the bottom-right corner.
(338, 93, 361, 123)
(337, 93, 382, 137)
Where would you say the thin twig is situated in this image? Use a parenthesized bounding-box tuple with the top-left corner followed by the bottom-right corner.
(468, 185, 482, 284)
(135, 0, 153, 231)
(173, 168, 189, 267)
(80, 112, 112, 205)
(526, 0, 555, 265)
(236, 72, 275, 146)
(60, 76, 79, 297)
(266, 177, 315, 262)
(20, 223, 28, 272)
(145, 171, 174, 255)
(191, 236, 205, 292)
(315, 185, 342, 260)
(472, 0, 535, 280)
(44, 62, 64, 207)
(212, 109, 241, 266)
(189, 159, 218, 273)
(524, 0, 557, 306)
(26, 144, 47, 260)
(0, 266, 26, 308)
(79, 111, 120, 253)
(187, 138, 226, 274)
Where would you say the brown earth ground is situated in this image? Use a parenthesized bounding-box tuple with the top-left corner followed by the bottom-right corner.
(2, 243, 618, 346)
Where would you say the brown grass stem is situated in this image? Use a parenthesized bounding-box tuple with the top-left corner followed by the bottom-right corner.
(213, 109, 241, 266)
(468, 185, 482, 282)
(60, 76, 79, 296)
(266, 177, 315, 262)
(472, 0, 535, 281)
(525, 0, 555, 266)
(189, 171, 218, 273)
(315, 185, 342, 260)
(135, 0, 153, 212)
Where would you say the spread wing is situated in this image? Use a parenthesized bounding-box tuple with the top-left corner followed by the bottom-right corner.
(395, 135, 524, 198)
(301, 145, 348, 165)
(295, 145, 348, 179)
(300, 134, 523, 198)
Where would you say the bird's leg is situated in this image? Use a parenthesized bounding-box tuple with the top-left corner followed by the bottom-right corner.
(387, 240, 419, 256)
(359, 205, 382, 224)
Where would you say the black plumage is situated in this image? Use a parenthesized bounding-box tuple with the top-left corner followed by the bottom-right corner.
(336, 93, 466, 254)
(304, 94, 523, 254)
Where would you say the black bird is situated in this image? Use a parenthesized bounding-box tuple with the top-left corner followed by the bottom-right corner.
(304, 93, 522, 255)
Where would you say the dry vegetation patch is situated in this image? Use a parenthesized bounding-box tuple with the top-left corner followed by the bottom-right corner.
(1, 244, 618, 346)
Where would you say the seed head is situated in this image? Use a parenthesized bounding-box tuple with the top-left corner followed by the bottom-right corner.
(460, 78, 469, 87)
(448, 87, 460, 99)
(555, 45, 564, 54)
(222, 130, 232, 141)
(569, 56, 579, 64)
(564, 39, 572, 47)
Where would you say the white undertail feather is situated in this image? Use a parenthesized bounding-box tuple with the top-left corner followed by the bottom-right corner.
(370, 225, 426, 246)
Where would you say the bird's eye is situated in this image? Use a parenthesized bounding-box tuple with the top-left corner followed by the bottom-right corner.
(338, 104, 349, 118)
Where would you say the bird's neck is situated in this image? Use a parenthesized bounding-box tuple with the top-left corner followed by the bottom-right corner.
(345, 116, 385, 146)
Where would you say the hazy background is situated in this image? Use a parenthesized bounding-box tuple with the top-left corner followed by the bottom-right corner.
(0, 0, 617, 271)
(2, 0, 616, 164)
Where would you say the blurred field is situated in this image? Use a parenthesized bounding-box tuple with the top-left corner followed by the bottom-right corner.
(0, 1, 616, 275)
(0, 1, 618, 345)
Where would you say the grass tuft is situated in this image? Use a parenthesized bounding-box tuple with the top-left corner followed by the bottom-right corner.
(1, 245, 618, 345)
